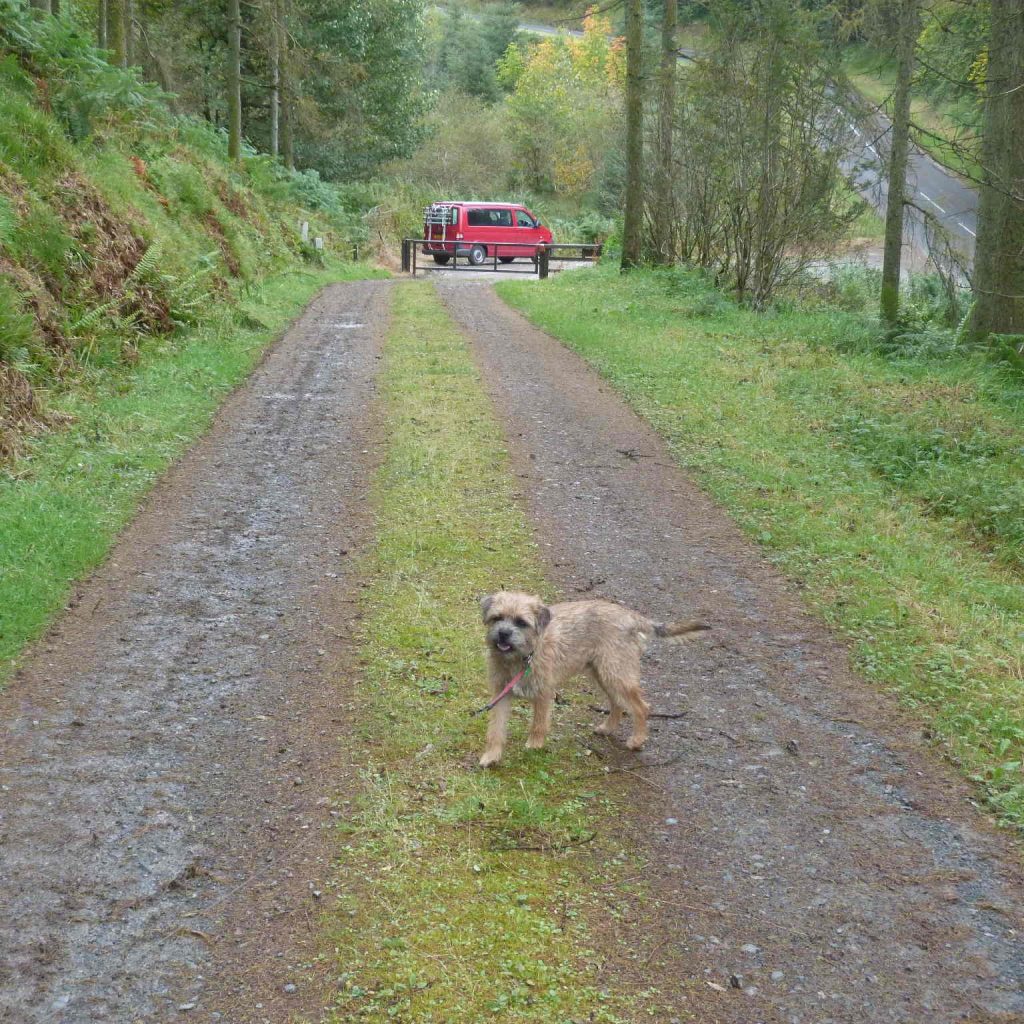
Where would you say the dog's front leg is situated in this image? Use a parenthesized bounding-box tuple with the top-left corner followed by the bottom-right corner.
(480, 696, 512, 767)
(525, 692, 552, 750)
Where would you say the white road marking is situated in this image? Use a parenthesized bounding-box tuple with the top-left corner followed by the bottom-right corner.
(919, 191, 947, 214)
(849, 123, 862, 138)
(957, 221, 977, 238)
(867, 144, 879, 157)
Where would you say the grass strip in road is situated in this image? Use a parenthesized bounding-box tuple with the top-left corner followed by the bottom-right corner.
(0, 260, 386, 682)
(498, 265, 1024, 829)
(323, 281, 657, 1023)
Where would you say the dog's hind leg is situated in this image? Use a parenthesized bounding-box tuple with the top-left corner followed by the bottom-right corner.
(621, 685, 651, 750)
(588, 666, 625, 737)
(525, 691, 553, 750)
(592, 653, 650, 750)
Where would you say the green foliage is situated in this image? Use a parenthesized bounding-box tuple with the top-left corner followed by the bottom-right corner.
(430, 3, 520, 102)
(835, 410, 1024, 564)
(0, 16, 371, 466)
(0, 278, 36, 359)
(384, 90, 516, 198)
(294, 0, 430, 180)
(668, 0, 854, 305)
(0, 0, 166, 139)
(501, 11, 624, 197)
(0, 55, 74, 181)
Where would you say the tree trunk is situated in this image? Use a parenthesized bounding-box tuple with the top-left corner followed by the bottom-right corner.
(880, 0, 920, 325)
(97, 0, 107, 48)
(227, 0, 243, 162)
(269, 0, 280, 158)
(279, 0, 294, 169)
(651, 0, 678, 265)
(30, 1, 51, 12)
(108, 0, 127, 68)
(621, 0, 645, 270)
(125, 0, 136, 66)
(969, 0, 1024, 342)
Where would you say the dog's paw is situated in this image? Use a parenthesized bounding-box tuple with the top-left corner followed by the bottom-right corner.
(625, 736, 647, 751)
(593, 724, 614, 737)
(479, 751, 502, 768)
(525, 736, 546, 750)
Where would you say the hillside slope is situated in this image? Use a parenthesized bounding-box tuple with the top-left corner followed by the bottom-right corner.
(0, 10, 355, 458)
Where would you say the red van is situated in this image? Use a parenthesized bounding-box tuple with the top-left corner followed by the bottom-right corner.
(423, 202, 553, 265)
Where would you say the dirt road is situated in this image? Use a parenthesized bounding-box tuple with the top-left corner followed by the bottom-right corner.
(0, 281, 390, 1023)
(438, 277, 1024, 1023)
(2, 274, 1022, 1023)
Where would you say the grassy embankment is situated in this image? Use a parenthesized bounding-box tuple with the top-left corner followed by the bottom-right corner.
(498, 265, 1024, 829)
(322, 282, 665, 1023)
(0, 28, 383, 678)
(844, 44, 982, 183)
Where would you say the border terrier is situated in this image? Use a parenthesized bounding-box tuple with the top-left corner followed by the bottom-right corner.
(478, 590, 709, 767)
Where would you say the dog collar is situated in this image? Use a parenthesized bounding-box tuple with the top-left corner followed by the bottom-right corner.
(471, 659, 532, 717)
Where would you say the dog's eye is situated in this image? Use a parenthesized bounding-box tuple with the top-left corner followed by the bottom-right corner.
(512, 617, 529, 629)
(486, 615, 500, 625)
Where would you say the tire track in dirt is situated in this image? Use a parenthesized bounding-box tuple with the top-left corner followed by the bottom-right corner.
(438, 277, 1024, 1024)
(0, 280, 392, 1024)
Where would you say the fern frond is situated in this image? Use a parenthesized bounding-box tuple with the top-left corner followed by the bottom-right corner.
(70, 299, 119, 334)
(127, 240, 163, 286)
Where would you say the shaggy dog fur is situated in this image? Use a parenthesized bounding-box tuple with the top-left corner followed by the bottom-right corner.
(479, 590, 708, 767)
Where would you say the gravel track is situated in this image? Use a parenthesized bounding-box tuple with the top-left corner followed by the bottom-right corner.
(439, 277, 1024, 1024)
(0, 280, 391, 1024)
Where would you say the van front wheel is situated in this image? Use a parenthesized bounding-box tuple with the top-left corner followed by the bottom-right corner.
(468, 244, 487, 266)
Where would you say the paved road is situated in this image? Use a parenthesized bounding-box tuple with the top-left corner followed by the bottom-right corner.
(840, 101, 978, 263)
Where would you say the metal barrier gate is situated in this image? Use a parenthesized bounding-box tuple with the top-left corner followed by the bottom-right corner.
(401, 239, 602, 279)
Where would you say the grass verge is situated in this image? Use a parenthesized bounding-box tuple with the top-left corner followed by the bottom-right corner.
(497, 265, 1024, 829)
(0, 259, 386, 681)
(322, 281, 660, 1023)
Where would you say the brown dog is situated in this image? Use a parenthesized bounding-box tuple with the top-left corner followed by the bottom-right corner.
(478, 590, 708, 767)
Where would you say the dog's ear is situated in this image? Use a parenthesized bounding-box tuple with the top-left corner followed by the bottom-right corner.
(479, 594, 495, 621)
(536, 604, 551, 630)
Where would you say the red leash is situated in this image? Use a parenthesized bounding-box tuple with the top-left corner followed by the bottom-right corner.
(471, 661, 532, 716)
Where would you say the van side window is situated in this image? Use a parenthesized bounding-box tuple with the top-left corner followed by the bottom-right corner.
(467, 208, 512, 227)
(516, 210, 535, 228)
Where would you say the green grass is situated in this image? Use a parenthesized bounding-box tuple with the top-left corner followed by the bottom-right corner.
(844, 44, 982, 183)
(0, 260, 386, 681)
(320, 282, 665, 1023)
(497, 265, 1024, 829)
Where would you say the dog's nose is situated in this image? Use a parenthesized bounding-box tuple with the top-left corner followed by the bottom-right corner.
(497, 628, 512, 642)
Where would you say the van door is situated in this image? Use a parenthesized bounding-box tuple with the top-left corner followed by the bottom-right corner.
(514, 207, 542, 258)
(466, 207, 513, 258)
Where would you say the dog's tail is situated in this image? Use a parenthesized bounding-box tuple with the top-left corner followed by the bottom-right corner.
(653, 619, 711, 639)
